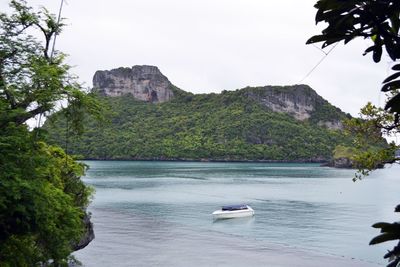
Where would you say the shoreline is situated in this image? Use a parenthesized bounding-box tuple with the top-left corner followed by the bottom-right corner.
(79, 157, 329, 164)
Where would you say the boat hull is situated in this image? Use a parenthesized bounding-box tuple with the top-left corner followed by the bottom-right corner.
(212, 206, 255, 219)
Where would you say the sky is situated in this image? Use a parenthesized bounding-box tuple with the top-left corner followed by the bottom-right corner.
(1, 0, 393, 116)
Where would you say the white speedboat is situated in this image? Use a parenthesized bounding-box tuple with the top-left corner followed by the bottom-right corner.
(212, 204, 255, 219)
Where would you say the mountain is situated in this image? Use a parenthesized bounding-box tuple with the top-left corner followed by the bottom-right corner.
(44, 65, 353, 162)
(92, 65, 174, 103)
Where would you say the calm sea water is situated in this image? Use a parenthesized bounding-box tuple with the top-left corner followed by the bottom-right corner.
(74, 161, 400, 266)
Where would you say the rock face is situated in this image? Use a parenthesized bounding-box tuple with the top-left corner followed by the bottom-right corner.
(72, 212, 95, 251)
(245, 84, 343, 129)
(246, 85, 315, 120)
(93, 65, 174, 103)
(331, 157, 353, 168)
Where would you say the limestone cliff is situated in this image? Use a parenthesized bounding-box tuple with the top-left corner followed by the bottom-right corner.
(92, 65, 174, 103)
(244, 85, 345, 130)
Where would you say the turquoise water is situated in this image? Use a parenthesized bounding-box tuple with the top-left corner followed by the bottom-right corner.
(74, 161, 400, 266)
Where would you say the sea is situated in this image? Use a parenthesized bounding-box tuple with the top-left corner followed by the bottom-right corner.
(73, 161, 400, 266)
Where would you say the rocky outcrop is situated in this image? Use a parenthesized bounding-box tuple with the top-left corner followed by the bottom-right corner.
(396, 149, 400, 159)
(320, 157, 353, 168)
(330, 157, 353, 168)
(93, 65, 174, 103)
(324, 157, 387, 169)
(245, 85, 344, 130)
(72, 212, 95, 251)
(246, 85, 316, 120)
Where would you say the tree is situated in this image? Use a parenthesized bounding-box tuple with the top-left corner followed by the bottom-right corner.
(307, 1, 400, 266)
(341, 103, 398, 180)
(307, 0, 400, 130)
(0, 1, 99, 265)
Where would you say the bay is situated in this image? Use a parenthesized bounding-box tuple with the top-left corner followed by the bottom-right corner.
(74, 161, 400, 266)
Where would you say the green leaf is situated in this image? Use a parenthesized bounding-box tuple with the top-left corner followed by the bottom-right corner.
(383, 71, 400, 83)
(390, 13, 400, 34)
(382, 80, 400, 92)
(372, 222, 400, 233)
(392, 63, 400, 71)
(373, 46, 382, 63)
(370, 232, 400, 245)
(306, 35, 328, 44)
(363, 45, 375, 56)
(322, 37, 343, 48)
(372, 222, 393, 229)
(385, 93, 400, 113)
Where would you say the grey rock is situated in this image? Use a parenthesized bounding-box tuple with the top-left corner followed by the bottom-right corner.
(331, 157, 353, 168)
(245, 85, 343, 130)
(396, 149, 400, 159)
(72, 211, 95, 251)
(93, 65, 174, 103)
(246, 85, 315, 120)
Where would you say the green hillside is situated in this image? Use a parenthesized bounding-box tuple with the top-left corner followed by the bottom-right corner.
(44, 85, 354, 162)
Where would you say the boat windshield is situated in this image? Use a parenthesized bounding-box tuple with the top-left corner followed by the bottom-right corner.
(221, 204, 248, 211)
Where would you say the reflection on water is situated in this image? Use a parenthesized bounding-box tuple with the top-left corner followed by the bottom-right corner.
(74, 161, 400, 266)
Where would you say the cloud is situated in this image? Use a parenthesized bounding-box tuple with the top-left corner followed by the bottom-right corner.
(1, 0, 390, 116)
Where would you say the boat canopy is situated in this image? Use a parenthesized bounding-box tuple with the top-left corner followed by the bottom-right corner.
(221, 204, 248, 211)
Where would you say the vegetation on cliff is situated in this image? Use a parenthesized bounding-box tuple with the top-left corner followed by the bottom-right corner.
(45, 84, 355, 162)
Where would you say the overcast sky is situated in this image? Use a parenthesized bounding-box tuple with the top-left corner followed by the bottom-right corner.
(2, 0, 393, 116)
